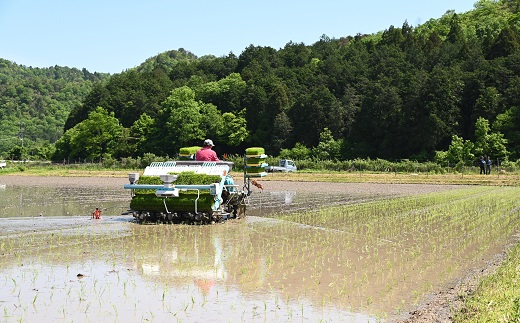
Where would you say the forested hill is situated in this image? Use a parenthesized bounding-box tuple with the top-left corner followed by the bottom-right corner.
(0, 59, 109, 159)
(3, 0, 520, 163)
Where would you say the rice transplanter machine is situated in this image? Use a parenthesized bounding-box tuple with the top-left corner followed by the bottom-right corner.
(123, 148, 268, 224)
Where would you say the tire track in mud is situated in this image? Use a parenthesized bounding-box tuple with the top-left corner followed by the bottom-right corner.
(239, 180, 469, 218)
(245, 189, 428, 217)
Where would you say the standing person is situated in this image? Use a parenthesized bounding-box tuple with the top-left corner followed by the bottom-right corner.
(486, 156, 492, 175)
(195, 139, 220, 161)
(92, 208, 101, 219)
(479, 156, 486, 175)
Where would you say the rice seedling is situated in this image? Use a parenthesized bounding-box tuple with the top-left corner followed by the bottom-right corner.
(0, 185, 518, 322)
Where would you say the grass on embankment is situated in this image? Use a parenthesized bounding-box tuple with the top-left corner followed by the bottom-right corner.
(454, 242, 520, 322)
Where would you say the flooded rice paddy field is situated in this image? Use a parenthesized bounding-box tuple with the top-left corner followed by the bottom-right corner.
(1, 175, 519, 322)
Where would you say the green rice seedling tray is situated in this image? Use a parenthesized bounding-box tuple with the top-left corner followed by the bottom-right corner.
(133, 176, 162, 195)
(134, 173, 221, 195)
(246, 165, 267, 174)
(173, 172, 221, 185)
(245, 147, 265, 157)
(130, 193, 215, 212)
(245, 156, 268, 166)
(179, 146, 201, 155)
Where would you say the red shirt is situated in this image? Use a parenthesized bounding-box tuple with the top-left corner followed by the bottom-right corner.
(195, 147, 219, 161)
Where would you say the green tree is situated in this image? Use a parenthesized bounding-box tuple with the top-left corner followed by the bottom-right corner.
(474, 117, 491, 156)
(0, 59, 106, 159)
(436, 135, 474, 167)
(421, 65, 464, 150)
(279, 142, 311, 160)
(290, 85, 343, 147)
(350, 81, 403, 158)
(487, 25, 520, 59)
(494, 105, 520, 159)
(474, 117, 508, 160)
(129, 113, 155, 156)
(218, 110, 248, 146)
(194, 73, 247, 113)
(53, 107, 124, 160)
(486, 132, 509, 161)
(7, 146, 24, 161)
(66, 69, 173, 130)
(154, 86, 224, 156)
(271, 112, 293, 153)
(312, 128, 342, 160)
(474, 87, 501, 122)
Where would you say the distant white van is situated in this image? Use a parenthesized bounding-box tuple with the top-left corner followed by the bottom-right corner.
(0, 160, 6, 169)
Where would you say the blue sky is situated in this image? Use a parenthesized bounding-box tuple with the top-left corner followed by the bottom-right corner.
(0, 1, 475, 74)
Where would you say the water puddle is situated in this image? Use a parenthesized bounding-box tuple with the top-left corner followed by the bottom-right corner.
(1, 179, 519, 322)
(0, 184, 129, 218)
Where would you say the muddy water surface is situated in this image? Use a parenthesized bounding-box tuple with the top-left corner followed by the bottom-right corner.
(1, 176, 518, 322)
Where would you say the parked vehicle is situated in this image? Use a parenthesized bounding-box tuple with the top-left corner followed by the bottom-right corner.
(0, 160, 6, 169)
(266, 159, 297, 172)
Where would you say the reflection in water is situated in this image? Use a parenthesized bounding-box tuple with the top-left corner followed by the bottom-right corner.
(2, 184, 518, 322)
(269, 191, 296, 204)
(0, 184, 383, 322)
(0, 220, 376, 322)
(0, 184, 129, 218)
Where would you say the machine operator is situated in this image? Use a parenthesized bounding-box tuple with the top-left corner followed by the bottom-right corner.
(195, 139, 220, 161)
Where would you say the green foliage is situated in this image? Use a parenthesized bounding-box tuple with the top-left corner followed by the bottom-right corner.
(312, 128, 342, 160)
(438, 135, 475, 166)
(129, 113, 155, 157)
(53, 107, 124, 160)
(455, 241, 520, 322)
(219, 110, 248, 146)
(153, 86, 223, 155)
(223, 154, 247, 171)
(271, 111, 294, 152)
(494, 105, 520, 159)
(141, 153, 166, 167)
(5, 0, 520, 162)
(0, 59, 108, 160)
(284, 157, 443, 173)
(135, 49, 198, 74)
(6, 146, 24, 161)
(278, 143, 311, 160)
(474, 117, 509, 160)
(194, 73, 247, 113)
(66, 69, 172, 130)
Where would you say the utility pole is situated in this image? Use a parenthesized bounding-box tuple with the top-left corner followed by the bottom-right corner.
(19, 122, 24, 162)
